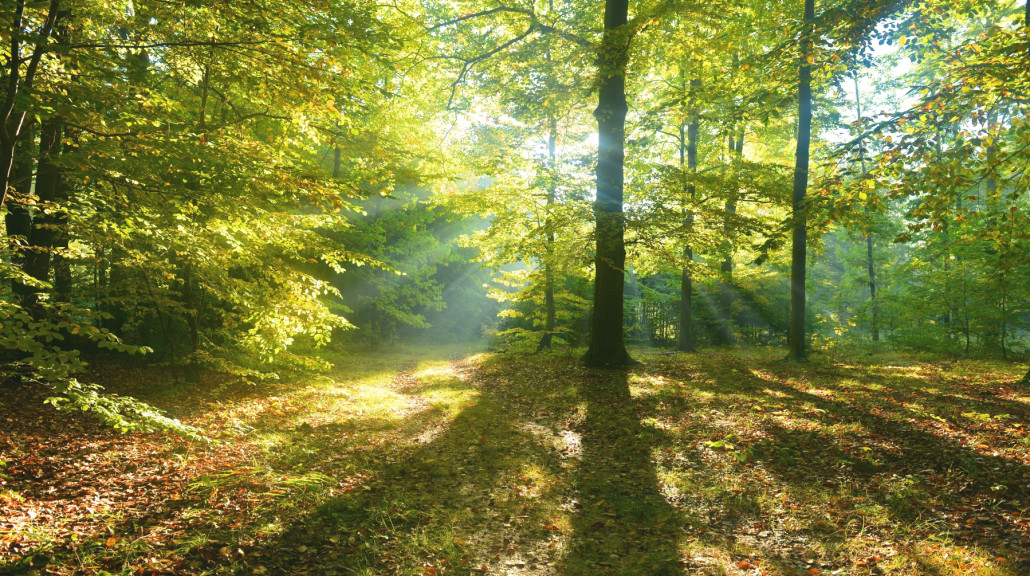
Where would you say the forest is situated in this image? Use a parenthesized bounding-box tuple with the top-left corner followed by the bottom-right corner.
(1, 0, 1029, 574)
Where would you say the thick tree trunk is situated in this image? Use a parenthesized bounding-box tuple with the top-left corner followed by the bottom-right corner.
(538, 118, 558, 351)
(788, 0, 815, 362)
(1020, 367, 1030, 386)
(583, 0, 633, 368)
(21, 117, 64, 313)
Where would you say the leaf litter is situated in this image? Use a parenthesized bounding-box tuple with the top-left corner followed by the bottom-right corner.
(1, 346, 1028, 575)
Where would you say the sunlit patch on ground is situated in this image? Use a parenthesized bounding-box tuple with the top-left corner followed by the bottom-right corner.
(1, 346, 1028, 575)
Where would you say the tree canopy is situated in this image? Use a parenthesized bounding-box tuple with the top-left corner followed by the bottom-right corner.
(1, 0, 1028, 426)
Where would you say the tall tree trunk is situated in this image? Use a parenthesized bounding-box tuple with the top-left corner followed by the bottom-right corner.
(52, 129, 75, 304)
(583, 0, 633, 368)
(4, 119, 34, 295)
(678, 72, 700, 352)
(21, 117, 64, 313)
(181, 259, 201, 381)
(95, 246, 108, 328)
(538, 117, 558, 351)
(0, 1, 61, 210)
(788, 0, 815, 362)
(865, 234, 877, 340)
(1022, 0, 1028, 384)
(854, 76, 878, 342)
(717, 129, 742, 345)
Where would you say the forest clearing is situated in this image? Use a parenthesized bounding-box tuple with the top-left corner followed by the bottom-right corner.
(2, 347, 1029, 575)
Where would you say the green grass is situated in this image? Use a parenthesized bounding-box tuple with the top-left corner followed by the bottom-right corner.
(1, 344, 1028, 575)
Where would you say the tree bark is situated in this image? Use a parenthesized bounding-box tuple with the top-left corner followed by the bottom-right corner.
(0, 0, 62, 210)
(717, 129, 743, 345)
(4, 119, 34, 295)
(854, 76, 878, 342)
(21, 117, 64, 313)
(181, 259, 201, 381)
(582, 0, 633, 368)
(788, 0, 815, 362)
(678, 70, 700, 352)
(538, 117, 558, 351)
(678, 80, 700, 351)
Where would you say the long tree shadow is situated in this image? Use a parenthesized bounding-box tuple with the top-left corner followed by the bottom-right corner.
(559, 368, 683, 576)
(642, 351, 1030, 573)
(240, 355, 578, 575)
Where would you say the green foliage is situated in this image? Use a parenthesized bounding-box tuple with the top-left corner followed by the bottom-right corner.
(45, 379, 207, 440)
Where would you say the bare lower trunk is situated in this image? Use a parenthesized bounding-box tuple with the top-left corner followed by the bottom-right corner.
(4, 120, 34, 296)
(854, 75, 878, 342)
(181, 259, 201, 382)
(22, 117, 64, 314)
(788, 0, 815, 362)
(717, 130, 742, 345)
(583, 0, 633, 368)
(678, 77, 700, 352)
(866, 233, 877, 341)
(538, 118, 558, 351)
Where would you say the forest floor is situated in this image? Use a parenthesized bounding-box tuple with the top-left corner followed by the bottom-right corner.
(1, 345, 1029, 576)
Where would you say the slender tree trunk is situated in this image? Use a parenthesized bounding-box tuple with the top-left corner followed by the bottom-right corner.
(717, 129, 742, 345)
(181, 259, 201, 381)
(788, 0, 815, 362)
(583, 0, 633, 367)
(679, 74, 700, 352)
(1020, 0, 1028, 380)
(52, 128, 75, 304)
(865, 234, 877, 340)
(0, 1, 61, 210)
(538, 117, 558, 351)
(95, 246, 108, 328)
(854, 76, 878, 342)
(4, 120, 34, 295)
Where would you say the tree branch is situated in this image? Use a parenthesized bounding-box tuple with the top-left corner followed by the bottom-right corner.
(446, 26, 535, 110)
